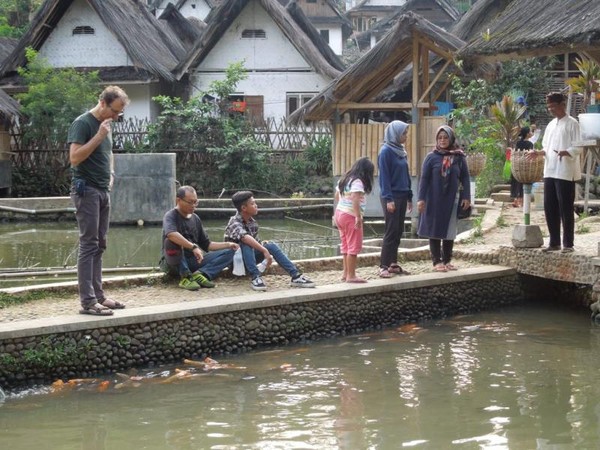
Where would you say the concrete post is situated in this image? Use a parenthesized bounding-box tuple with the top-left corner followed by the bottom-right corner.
(111, 153, 176, 224)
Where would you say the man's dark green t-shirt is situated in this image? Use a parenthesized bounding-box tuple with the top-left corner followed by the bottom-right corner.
(67, 112, 112, 190)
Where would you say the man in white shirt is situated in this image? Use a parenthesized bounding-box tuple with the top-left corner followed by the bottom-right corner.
(528, 92, 581, 253)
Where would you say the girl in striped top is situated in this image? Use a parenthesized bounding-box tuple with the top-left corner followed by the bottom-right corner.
(334, 157, 374, 283)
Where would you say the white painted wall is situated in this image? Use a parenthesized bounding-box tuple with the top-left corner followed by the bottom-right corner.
(155, 0, 211, 20)
(178, 0, 212, 20)
(39, 0, 130, 67)
(192, 71, 330, 119)
(317, 26, 343, 55)
(116, 84, 152, 122)
(198, 2, 311, 70)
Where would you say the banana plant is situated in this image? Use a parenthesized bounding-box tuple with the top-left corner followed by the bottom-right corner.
(490, 95, 527, 148)
(566, 57, 600, 106)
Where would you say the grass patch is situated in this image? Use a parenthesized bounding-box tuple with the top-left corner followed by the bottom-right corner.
(0, 290, 60, 309)
(496, 215, 509, 228)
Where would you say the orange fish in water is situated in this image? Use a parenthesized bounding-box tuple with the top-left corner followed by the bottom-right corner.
(398, 324, 420, 333)
(97, 381, 110, 392)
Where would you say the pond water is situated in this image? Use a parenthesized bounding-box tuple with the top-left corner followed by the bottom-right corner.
(1, 303, 598, 449)
(0, 218, 350, 270)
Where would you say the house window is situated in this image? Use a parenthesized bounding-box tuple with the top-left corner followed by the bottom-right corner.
(287, 93, 314, 116)
(306, 0, 317, 2)
(319, 29, 329, 44)
(242, 29, 266, 39)
(72, 26, 95, 35)
(368, 17, 377, 29)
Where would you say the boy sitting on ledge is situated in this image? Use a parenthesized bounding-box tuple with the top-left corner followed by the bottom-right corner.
(224, 191, 316, 291)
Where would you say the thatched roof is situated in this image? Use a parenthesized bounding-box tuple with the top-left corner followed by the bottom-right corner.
(456, 0, 600, 66)
(285, 1, 345, 71)
(288, 12, 464, 123)
(0, 88, 20, 120)
(0, 38, 18, 65)
(158, 2, 205, 50)
(354, 0, 461, 49)
(279, 0, 353, 39)
(0, 0, 187, 82)
(174, 0, 344, 79)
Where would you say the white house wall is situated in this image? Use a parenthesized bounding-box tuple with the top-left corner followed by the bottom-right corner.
(117, 84, 153, 122)
(38, 0, 130, 67)
(191, 71, 330, 119)
(197, 2, 311, 71)
(317, 25, 343, 55)
(178, 0, 211, 20)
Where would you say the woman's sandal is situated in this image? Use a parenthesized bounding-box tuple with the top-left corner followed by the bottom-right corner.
(445, 263, 458, 271)
(80, 303, 114, 316)
(100, 298, 126, 309)
(389, 264, 410, 275)
(379, 267, 393, 278)
(433, 263, 448, 273)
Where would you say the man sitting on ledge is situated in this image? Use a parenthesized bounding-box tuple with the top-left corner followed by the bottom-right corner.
(162, 186, 238, 290)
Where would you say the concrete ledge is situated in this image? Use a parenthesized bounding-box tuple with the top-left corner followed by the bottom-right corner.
(0, 266, 515, 339)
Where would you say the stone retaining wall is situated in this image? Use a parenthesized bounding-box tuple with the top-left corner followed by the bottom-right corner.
(0, 270, 522, 389)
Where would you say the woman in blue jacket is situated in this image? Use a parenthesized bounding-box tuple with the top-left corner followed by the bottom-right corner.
(377, 120, 413, 278)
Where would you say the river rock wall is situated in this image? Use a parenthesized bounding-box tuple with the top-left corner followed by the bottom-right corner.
(0, 273, 522, 390)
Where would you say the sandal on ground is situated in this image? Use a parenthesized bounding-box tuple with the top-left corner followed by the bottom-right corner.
(389, 264, 410, 275)
(445, 263, 458, 271)
(379, 267, 393, 278)
(346, 277, 368, 283)
(80, 303, 114, 316)
(433, 264, 448, 273)
(100, 298, 126, 309)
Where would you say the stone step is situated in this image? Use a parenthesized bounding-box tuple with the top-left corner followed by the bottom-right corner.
(491, 184, 511, 193)
(491, 191, 512, 203)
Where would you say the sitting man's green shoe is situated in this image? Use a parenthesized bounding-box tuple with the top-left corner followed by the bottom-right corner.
(179, 277, 200, 291)
(191, 270, 216, 288)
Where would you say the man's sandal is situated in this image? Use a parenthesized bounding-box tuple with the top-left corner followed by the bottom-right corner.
(389, 264, 410, 275)
(80, 303, 114, 316)
(100, 298, 126, 309)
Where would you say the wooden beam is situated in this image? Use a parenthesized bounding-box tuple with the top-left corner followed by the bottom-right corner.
(418, 59, 452, 104)
(431, 77, 453, 104)
(336, 102, 430, 110)
(416, 35, 455, 61)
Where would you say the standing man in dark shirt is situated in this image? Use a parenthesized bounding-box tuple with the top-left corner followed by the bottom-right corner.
(68, 86, 129, 315)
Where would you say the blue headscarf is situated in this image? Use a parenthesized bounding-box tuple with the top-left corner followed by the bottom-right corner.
(383, 120, 408, 158)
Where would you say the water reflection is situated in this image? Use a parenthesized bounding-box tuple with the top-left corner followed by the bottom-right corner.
(1, 304, 599, 449)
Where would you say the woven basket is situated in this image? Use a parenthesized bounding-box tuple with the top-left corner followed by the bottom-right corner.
(465, 152, 486, 177)
(511, 150, 543, 184)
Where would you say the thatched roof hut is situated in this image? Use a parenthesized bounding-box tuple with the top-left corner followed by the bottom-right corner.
(288, 12, 464, 123)
(0, 0, 186, 82)
(173, 0, 344, 80)
(353, 0, 461, 50)
(456, 0, 600, 67)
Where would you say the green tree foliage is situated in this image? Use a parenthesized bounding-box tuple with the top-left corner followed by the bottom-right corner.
(0, 0, 43, 37)
(17, 47, 100, 147)
(11, 48, 100, 196)
(147, 62, 276, 195)
(449, 57, 555, 196)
